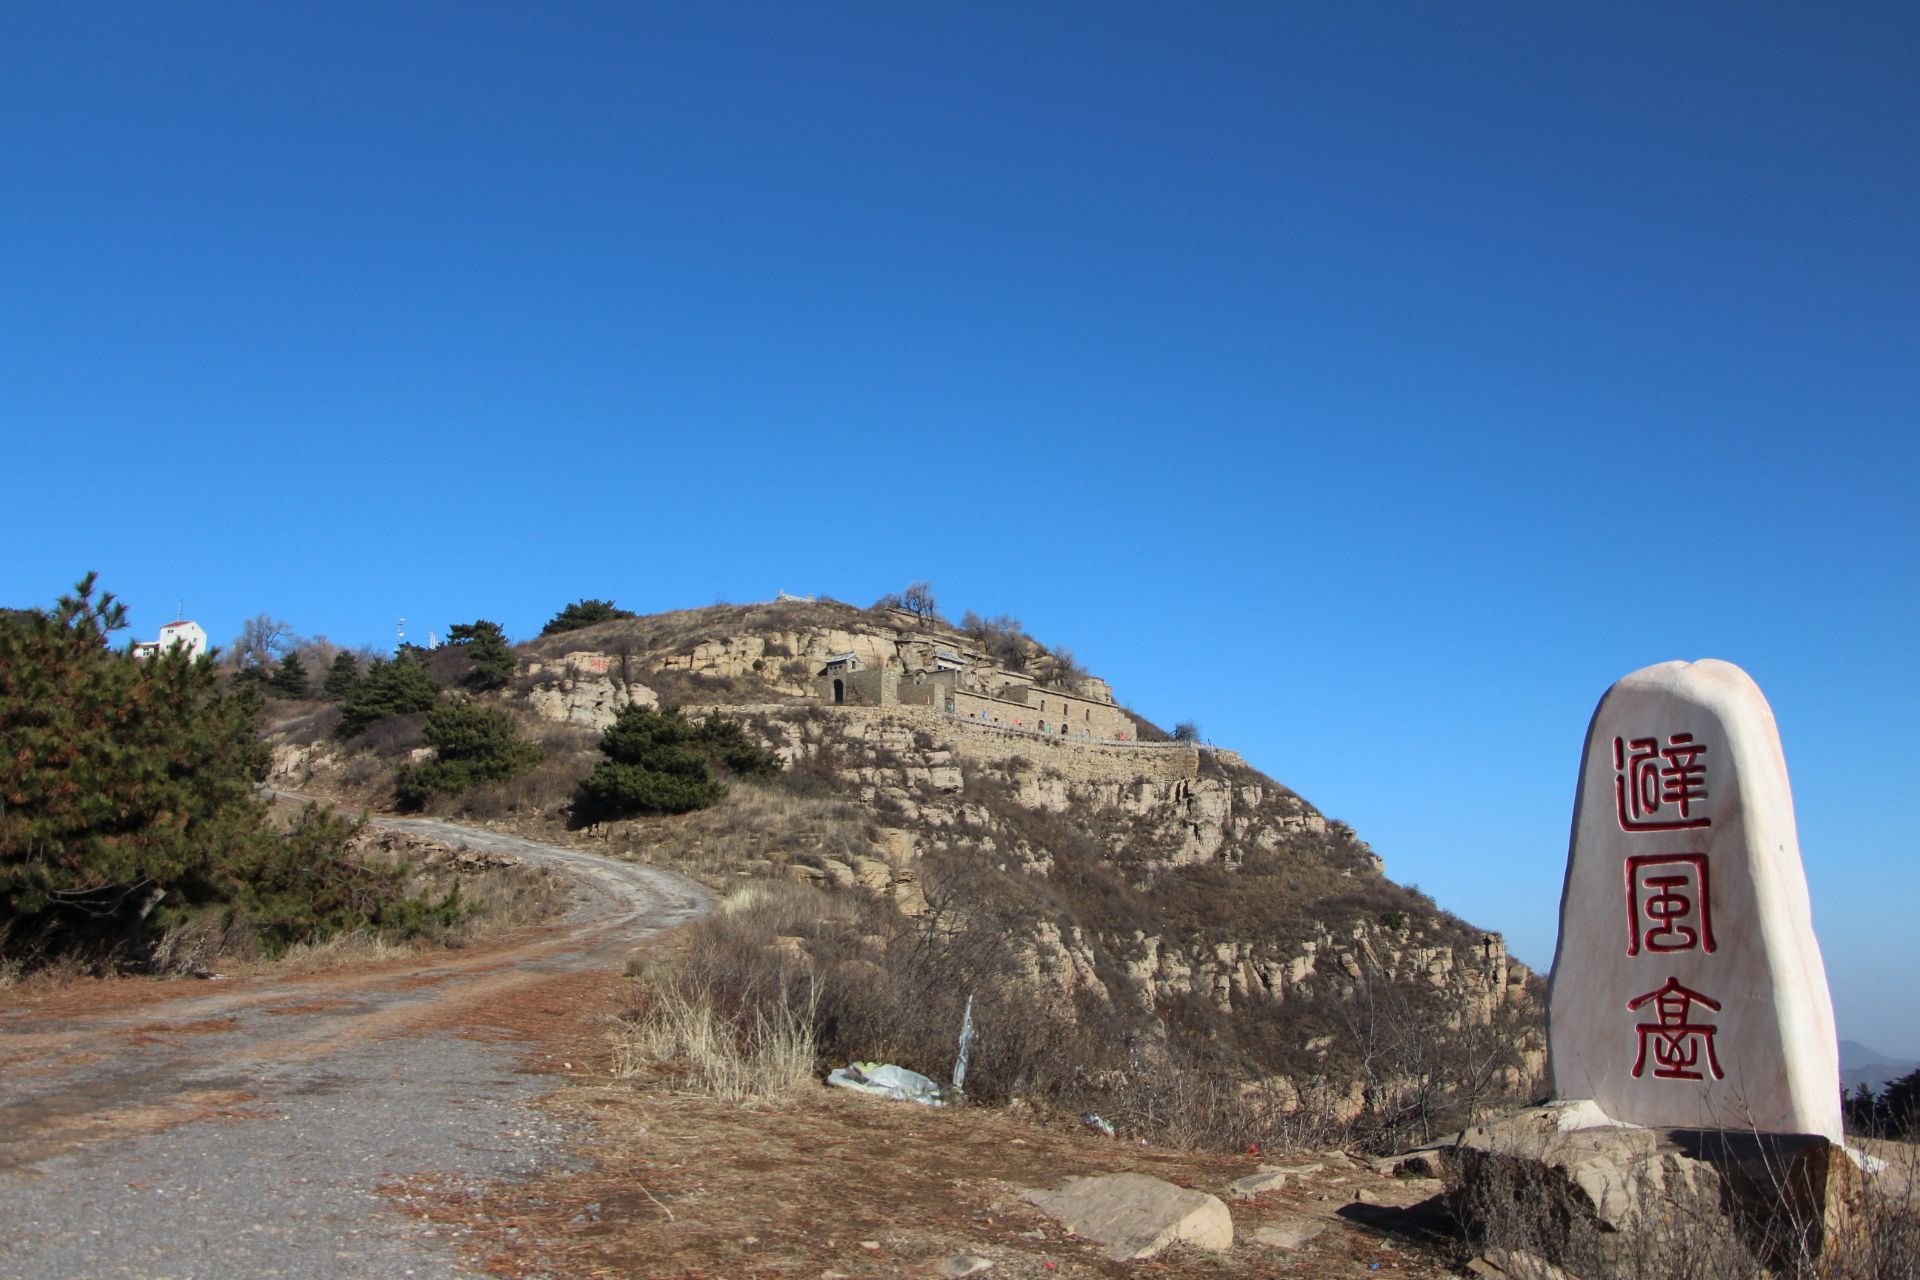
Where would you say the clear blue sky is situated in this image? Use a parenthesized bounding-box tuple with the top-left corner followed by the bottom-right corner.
(5, 5, 1916, 1054)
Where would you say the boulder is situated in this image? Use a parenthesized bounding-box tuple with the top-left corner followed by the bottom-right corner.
(1267, 1159, 1328, 1182)
(1020, 1172, 1232, 1261)
(1228, 1169, 1289, 1199)
(1433, 1103, 1863, 1276)
(851, 856, 893, 893)
(526, 672, 658, 730)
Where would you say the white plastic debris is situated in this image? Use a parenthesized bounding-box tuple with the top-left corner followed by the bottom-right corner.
(953, 995, 975, 1095)
(827, 1062, 949, 1106)
(1081, 1112, 1117, 1137)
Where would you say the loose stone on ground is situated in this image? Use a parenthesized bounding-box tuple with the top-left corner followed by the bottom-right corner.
(1249, 1219, 1326, 1250)
(1019, 1172, 1233, 1261)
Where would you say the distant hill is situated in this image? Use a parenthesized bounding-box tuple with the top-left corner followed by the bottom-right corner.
(1839, 1039, 1919, 1095)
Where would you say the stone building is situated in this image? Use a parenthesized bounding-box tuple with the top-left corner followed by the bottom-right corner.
(817, 642, 1134, 741)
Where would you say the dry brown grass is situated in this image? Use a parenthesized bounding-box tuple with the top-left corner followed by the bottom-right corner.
(246, 928, 424, 973)
(592, 778, 873, 886)
(611, 976, 819, 1104)
(423, 851, 574, 939)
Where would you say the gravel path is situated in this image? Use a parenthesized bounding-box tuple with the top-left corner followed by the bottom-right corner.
(0, 817, 713, 1279)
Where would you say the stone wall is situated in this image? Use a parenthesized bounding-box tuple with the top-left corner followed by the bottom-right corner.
(983, 682, 1134, 740)
(893, 670, 958, 710)
(692, 701, 1207, 787)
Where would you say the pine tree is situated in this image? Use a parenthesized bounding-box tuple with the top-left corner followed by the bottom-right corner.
(575, 706, 726, 819)
(268, 652, 310, 699)
(336, 655, 440, 737)
(572, 707, 778, 821)
(393, 698, 543, 808)
(1, 576, 274, 959)
(322, 652, 361, 701)
(448, 620, 514, 691)
(540, 598, 634, 636)
(1, 576, 472, 969)
(1885, 1068, 1920, 1138)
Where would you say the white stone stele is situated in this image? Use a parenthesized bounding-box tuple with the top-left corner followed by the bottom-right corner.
(1547, 659, 1840, 1142)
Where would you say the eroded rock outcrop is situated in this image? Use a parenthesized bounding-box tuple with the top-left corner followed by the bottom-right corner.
(695, 699, 1543, 1111)
(524, 651, 659, 729)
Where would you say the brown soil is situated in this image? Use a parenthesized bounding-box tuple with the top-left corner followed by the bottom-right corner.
(391, 980, 1462, 1279)
(2, 826, 1463, 1278)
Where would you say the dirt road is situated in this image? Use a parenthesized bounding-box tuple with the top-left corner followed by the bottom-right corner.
(0, 817, 712, 1279)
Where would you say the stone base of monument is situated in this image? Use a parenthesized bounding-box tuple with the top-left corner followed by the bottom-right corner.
(1423, 1102, 1864, 1277)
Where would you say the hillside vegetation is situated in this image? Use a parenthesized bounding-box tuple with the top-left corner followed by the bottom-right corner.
(268, 590, 1544, 1151)
(0, 577, 491, 975)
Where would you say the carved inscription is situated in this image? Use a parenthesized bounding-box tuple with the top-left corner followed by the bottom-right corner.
(1614, 733, 1711, 831)
(1618, 732, 1722, 1080)
(1628, 977, 1725, 1081)
(1625, 853, 1716, 956)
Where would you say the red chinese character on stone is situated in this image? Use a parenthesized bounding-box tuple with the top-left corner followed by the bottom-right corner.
(1625, 853, 1716, 956)
(1627, 977, 1725, 1081)
(1614, 733, 1711, 831)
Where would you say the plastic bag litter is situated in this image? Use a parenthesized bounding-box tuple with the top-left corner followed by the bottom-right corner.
(1080, 1111, 1117, 1137)
(952, 995, 975, 1095)
(826, 1061, 950, 1106)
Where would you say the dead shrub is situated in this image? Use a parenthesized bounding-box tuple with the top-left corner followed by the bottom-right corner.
(149, 912, 264, 974)
(605, 779, 871, 884)
(455, 750, 593, 820)
(355, 711, 428, 757)
(140, 834, 571, 976)
(340, 754, 388, 789)
(269, 702, 344, 746)
(411, 852, 572, 936)
(1829, 1140, 1920, 1279)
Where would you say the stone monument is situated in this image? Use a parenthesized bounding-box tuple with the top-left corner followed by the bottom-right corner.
(1546, 659, 1840, 1141)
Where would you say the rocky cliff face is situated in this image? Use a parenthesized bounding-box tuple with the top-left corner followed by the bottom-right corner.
(743, 705, 1537, 1042)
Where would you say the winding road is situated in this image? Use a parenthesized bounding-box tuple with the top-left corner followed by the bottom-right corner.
(0, 815, 713, 1279)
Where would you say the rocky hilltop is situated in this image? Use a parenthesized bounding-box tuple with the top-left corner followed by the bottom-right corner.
(274, 597, 1544, 1144)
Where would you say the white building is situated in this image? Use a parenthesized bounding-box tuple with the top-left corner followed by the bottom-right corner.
(132, 620, 208, 661)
